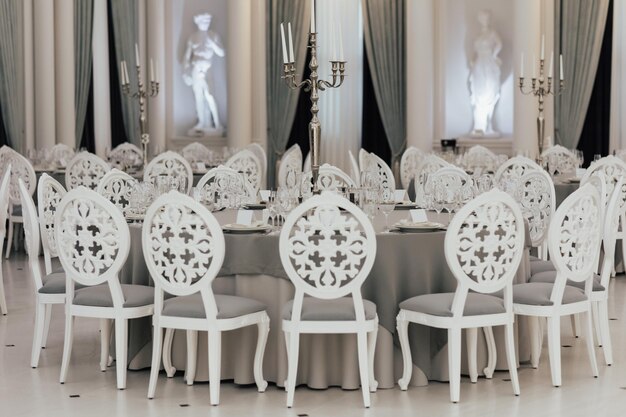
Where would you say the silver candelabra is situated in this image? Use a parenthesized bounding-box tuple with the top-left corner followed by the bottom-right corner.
(120, 47, 160, 167)
(518, 53, 564, 156)
(282, 28, 346, 192)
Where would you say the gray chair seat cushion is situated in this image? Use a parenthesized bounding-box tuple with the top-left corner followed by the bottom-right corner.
(73, 284, 153, 308)
(513, 282, 587, 306)
(162, 293, 266, 319)
(399, 293, 505, 317)
(38, 271, 67, 294)
(529, 270, 605, 292)
(530, 255, 540, 262)
(282, 297, 377, 321)
(530, 260, 556, 275)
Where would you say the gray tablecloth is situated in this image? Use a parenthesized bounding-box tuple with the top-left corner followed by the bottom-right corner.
(121, 209, 531, 389)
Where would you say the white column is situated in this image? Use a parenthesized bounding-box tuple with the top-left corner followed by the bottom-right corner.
(610, 0, 626, 151)
(147, 0, 166, 154)
(227, 0, 253, 149)
(23, 0, 35, 153)
(542, 0, 555, 145)
(55, 0, 76, 147)
(251, 0, 267, 150)
(406, 0, 435, 151)
(34, 0, 56, 150)
(513, 0, 542, 157)
(92, 0, 111, 157)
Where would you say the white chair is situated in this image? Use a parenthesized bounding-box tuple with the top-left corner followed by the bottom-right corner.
(56, 188, 154, 389)
(0, 167, 10, 314)
(400, 146, 426, 189)
(348, 150, 361, 186)
(144, 150, 193, 194)
(396, 189, 523, 403)
(19, 178, 65, 366)
(65, 151, 110, 190)
(358, 148, 370, 172)
(143, 191, 269, 404)
(247, 143, 267, 188)
(513, 183, 601, 387)
(494, 155, 541, 186)
(427, 166, 473, 198)
(516, 170, 556, 260)
(37, 174, 67, 275)
(181, 142, 212, 164)
(302, 163, 356, 193)
(97, 169, 138, 217)
(108, 143, 143, 167)
(0, 147, 37, 258)
(530, 178, 624, 366)
(540, 144, 577, 176)
(197, 165, 256, 205)
(460, 145, 498, 174)
(277, 144, 303, 188)
(413, 154, 449, 207)
(225, 149, 263, 193)
(280, 192, 378, 408)
(367, 153, 396, 194)
(48, 143, 75, 166)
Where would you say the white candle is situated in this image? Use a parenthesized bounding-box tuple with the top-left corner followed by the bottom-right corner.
(549, 53, 554, 78)
(288, 22, 295, 63)
(338, 22, 344, 61)
(150, 58, 155, 82)
(311, 0, 316, 33)
(520, 52, 524, 78)
(124, 61, 130, 84)
(560, 54, 564, 80)
(135, 43, 140, 65)
(280, 23, 288, 64)
(533, 54, 536, 78)
(155, 62, 159, 83)
(541, 35, 545, 60)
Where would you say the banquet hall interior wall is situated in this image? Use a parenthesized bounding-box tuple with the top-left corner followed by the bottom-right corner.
(2, 0, 624, 173)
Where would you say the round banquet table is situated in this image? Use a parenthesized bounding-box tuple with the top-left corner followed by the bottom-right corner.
(118, 208, 532, 390)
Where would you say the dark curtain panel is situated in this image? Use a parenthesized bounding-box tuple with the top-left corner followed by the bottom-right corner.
(79, 73, 96, 152)
(286, 48, 312, 158)
(577, 0, 613, 166)
(361, 44, 391, 165)
(107, 0, 127, 147)
(0, 105, 7, 146)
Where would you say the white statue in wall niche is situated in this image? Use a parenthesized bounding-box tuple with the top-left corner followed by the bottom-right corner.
(183, 13, 225, 137)
(468, 10, 502, 138)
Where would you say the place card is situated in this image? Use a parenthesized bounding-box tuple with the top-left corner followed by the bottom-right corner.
(410, 209, 428, 223)
(236, 209, 253, 226)
(195, 162, 206, 171)
(394, 189, 407, 202)
(259, 190, 271, 201)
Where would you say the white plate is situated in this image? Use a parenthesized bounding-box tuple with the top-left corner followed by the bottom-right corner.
(395, 221, 445, 233)
(222, 223, 271, 234)
(565, 178, 581, 184)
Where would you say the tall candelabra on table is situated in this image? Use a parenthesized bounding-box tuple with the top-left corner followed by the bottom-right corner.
(119, 44, 160, 167)
(280, 0, 346, 192)
(518, 37, 564, 156)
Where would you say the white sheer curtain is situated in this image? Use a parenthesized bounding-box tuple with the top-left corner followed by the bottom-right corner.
(316, 0, 363, 173)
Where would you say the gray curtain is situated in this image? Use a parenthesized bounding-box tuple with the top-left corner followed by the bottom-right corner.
(362, 0, 406, 165)
(266, 0, 310, 187)
(110, 0, 140, 145)
(0, 0, 24, 152)
(555, 0, 609, 148)
(74, 0, 94, 145)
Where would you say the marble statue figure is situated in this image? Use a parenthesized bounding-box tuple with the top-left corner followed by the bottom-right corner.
(183, 13, 225, 137)
(468, 10, 502, 137)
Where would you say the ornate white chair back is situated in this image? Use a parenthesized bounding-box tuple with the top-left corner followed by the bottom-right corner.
(144, 151, 193, 194)
(400, 146, 426, 189)
(37, 173, 67, 273)
(97, 169, 138, 217)
(226, 149, 262, 192)
(515, 169, 556, 248)
(66, 151, 110, 190)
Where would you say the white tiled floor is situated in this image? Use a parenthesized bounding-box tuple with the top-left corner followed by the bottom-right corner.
(3, 252, 626, 416)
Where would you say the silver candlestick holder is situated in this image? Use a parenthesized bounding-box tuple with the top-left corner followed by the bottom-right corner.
(518, 57, 564, 156)
(282, 32, 346, 193)
(120, 53, 160, 167)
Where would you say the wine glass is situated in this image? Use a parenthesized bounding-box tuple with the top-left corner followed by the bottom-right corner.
(378, 190, 395, 233)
